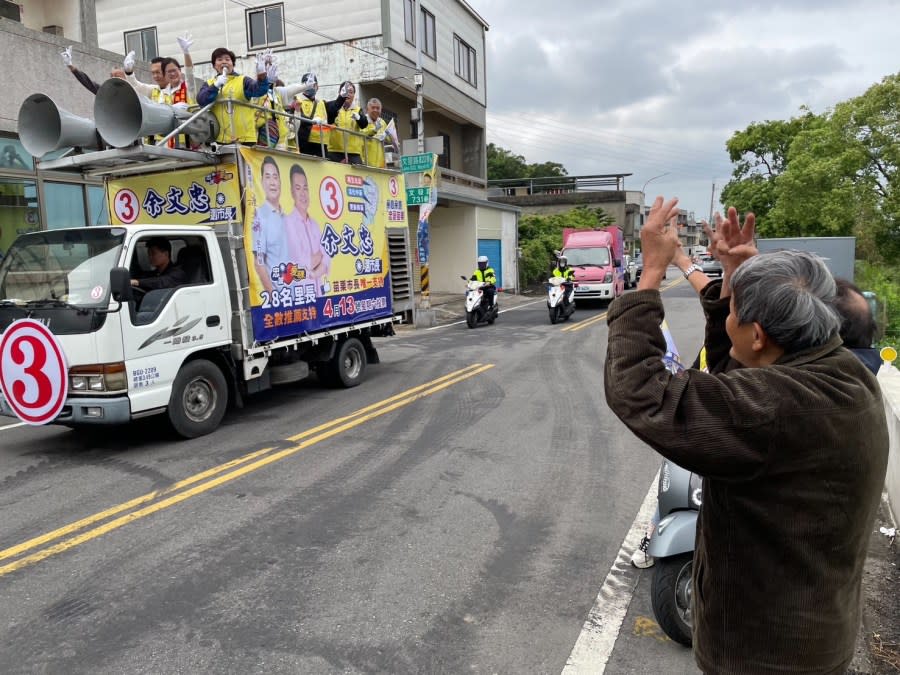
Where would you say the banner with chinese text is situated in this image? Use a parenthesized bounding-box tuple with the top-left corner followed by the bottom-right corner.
(107, 164, 240, 226)
(239, 147, 404, 341)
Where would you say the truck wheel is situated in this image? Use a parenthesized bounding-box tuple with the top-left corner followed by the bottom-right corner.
(330, 337, 367, 388)
(168, 359, 228, 438)
(650, 553, 694, 647)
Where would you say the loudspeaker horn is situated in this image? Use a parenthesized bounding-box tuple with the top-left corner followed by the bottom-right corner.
(94, 78, 178, 147)
(17, 93, 101, 157)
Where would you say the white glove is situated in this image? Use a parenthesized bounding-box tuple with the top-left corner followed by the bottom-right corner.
(266, 61, 278, 81)
(61, 46, 73, 67)
(351, 112, 361, 122)
(215, 70, 228, 88)
(176, 32, 193, 53)
(339, 84, 348, 98)
(123, 50, 135, 73)
(255, 51, 267, 75)
(374, 132, 386, 142)
(312, 117, 324, 125)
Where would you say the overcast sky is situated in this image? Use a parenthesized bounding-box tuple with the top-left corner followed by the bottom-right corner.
(479, 0, 898, 220)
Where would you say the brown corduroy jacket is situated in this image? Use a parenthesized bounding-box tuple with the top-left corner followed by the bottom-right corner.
(604, 283, 888, 675)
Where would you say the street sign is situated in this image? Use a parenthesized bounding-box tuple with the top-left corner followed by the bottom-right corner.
(406, 187, 432, 205)
(0, 319, 68, 425)
(400, 153, 435, 174)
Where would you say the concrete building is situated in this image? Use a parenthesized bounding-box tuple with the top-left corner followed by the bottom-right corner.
(92, 0, 519, 295)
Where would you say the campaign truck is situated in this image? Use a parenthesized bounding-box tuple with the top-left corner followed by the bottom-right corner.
(561, 226, 625, 301)
(0, 84, 408, 437)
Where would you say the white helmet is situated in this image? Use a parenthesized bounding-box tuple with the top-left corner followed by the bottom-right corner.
(477, 255, 488, 264)
(558, 255, 568, 267)
(477, 255, 489, 270)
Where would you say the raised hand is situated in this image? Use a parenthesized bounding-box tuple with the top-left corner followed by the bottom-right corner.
(123, 50, 136, 73)
(61, 46, 73, 67)
(176, 32, 193, 53)
(638, 196, 681, 288)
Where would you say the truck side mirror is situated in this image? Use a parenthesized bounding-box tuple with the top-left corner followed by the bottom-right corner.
(110, 267, 132, 303)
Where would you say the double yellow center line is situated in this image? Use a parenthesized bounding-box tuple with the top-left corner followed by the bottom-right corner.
(0, 363, 494, 578)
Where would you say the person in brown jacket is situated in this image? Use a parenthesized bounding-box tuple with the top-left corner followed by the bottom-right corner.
(605, 197, 888, 675)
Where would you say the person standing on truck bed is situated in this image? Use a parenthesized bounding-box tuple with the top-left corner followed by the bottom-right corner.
(197, 47, 271, 145)
(131, 238, 187, 291)
(60, 46, 126, 96)
(252, 156, 288, 295)
(325, 81, 368, 164)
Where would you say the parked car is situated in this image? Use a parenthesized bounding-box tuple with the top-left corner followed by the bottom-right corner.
(699, 253, 723, 276)
(634, 253, 665, 281)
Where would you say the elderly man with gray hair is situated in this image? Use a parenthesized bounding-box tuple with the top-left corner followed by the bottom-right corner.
(604, 198, 888, 675)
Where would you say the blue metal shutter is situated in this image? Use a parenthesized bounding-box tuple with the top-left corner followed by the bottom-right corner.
(477, 239, 502, 288)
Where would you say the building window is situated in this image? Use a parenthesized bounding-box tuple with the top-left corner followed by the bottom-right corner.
(247, 3, 285, 49)
(124, 27, 158, 62)
(0, 178, 39, 256)
(403, 0, 415, 45)
(453, 35, 477, 86)
(44, 182, 86, 230)
(421, 9, 436, 59)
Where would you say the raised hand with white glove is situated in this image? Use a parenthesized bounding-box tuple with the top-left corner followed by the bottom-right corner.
(351, 111, 361, 122)
(255, 51, 267, 75)
(266, 60, 278, 82)
(123, 50, 135, 73)
(176, 32, 193, 54)
(215, 69, 229, 88)
(61, 46, 73, 68)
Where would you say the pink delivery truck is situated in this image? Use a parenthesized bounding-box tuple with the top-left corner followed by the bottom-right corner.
(560, 226, 625, 302)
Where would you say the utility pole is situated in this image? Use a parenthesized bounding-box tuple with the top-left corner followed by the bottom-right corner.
(707, 182, 716, 227)
(414, 0, 425, 154)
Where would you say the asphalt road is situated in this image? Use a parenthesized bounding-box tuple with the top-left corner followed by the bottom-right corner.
(0, 275, 707, 674)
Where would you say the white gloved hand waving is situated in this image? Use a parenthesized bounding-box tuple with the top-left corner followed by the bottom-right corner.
(61, 46, 73, 67)
(266, 62, 278, 81)
(255, 51, 267, 75)
(176, 32, 193, 53)
(124, 50, 136, 72)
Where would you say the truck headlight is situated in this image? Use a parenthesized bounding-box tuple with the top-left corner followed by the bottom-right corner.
(69, 363, 128, 393)
(603, 272, 613, 283)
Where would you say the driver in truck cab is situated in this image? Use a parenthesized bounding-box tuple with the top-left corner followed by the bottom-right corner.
(131, 237, 188, 290)
(470, 255, 496, 308)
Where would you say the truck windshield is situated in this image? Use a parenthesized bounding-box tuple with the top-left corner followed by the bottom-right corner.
(564, 247, 610, 266)
(0, 228, 126, 308)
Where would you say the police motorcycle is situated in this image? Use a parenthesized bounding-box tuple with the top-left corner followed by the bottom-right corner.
(547, 258, 577, 324)
(459, 276, 499, 328)
(649, 458, 702, 646)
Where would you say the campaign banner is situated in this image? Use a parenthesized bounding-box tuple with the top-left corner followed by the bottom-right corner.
(107, 164, 241, 226)
(240, 147, 404, 341)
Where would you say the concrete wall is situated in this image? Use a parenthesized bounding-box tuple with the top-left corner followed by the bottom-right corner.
(426, 204, 474, 293)
(1, 17, 150, 135)
(878, 366, 900, 527)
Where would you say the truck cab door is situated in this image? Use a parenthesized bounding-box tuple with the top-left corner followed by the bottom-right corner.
(120, 234, 228, 412)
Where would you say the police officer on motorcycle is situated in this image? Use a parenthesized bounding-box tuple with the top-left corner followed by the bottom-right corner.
(471, 255, 497, 309)
(552, 255, 576, 307)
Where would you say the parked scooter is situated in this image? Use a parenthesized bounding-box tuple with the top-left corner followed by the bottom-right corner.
(460, 275, 499, 328)
(649, 458, 702, 646)
(547, 276, 576, 324)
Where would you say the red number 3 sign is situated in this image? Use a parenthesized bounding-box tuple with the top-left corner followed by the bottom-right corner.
(0, 319, 68, 425)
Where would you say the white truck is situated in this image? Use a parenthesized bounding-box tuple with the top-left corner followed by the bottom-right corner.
(0, 87, 410, 437)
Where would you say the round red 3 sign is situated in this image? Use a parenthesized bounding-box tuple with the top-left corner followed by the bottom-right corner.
(0, 319, 68, 425)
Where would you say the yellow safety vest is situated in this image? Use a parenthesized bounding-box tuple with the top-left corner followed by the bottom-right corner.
(364, 118, 387, 168)
(254, 89, 290, 149)
(293, 97, 330, 146)
(207, 74, 258, 143)
(328, 106, 365, 156)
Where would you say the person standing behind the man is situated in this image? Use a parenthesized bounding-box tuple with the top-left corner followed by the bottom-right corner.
(834, 278, 882, 374)
(284, 164, 331, 296)
(604, 198, 888, 675)
(251, 156, 287, 295)
(293, 73, 330, 157)
(362, 98, 388, 168)
(325, 81, 368, 164)
(197, 48, 271, 145)
(61, 46, 126, 95)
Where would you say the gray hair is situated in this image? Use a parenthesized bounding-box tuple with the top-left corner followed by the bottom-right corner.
(367, 97, 382, 107)
(731, 249, 840, 352)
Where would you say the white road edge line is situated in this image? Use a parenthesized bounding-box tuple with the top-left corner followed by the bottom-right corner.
(425, 298, 546, 330)
(562, 471, 660, 674)
(0, 422, 25, 431)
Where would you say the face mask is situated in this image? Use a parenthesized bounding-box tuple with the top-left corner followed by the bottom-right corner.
(303, 87, 316, 99)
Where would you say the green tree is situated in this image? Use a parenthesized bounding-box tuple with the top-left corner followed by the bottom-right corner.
(517, 207, 615, 287)
(719, 110, 823, 232)
(487, 143, 529, 180)
(769, 74, 900, 262)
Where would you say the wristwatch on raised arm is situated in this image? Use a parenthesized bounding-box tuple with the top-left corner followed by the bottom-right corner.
(683, 263, 702, 279)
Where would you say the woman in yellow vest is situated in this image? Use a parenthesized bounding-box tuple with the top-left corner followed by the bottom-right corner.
(292, 72, 330, 157)
(197, 47, 271, 144)
(325, 81, 369, 164)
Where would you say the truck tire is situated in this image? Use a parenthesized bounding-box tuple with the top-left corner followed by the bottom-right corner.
(168, 359, 228, 438)
(650, 553, 694, 647)
(329, 337, 367, 388)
